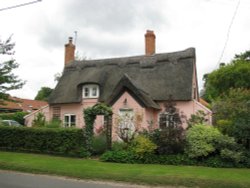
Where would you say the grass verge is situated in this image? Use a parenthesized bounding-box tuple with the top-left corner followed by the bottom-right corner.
(0, 151, 249, 188)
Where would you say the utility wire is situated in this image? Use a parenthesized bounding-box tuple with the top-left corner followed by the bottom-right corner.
(0, 0, 42, 12)
(217, 0, 241, 66)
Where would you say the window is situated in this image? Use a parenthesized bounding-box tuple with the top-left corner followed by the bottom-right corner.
(52, 106, 61, 120)
(159, 112, 179, 129)
(82, 84, 99, 98)
(84, 87, 89, 97)
(64, 114, 76, 127)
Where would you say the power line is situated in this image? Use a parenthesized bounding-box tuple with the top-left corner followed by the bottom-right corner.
(217, 0, 241, 66)
(0, 0, 42, 12)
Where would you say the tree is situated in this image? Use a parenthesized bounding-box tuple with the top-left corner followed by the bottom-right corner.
(0, 36, 25, 103)
(35, 87, 53, 101)
(202, 50, 250, 102)
(213, 88, 250, 149)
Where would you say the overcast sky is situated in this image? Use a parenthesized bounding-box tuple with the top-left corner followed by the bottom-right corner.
(0, 0, 249, 99)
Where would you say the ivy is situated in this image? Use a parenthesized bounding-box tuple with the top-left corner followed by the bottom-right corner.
(83, 103, 112, 153)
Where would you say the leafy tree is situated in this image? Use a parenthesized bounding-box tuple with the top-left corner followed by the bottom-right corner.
(0, 36, 25, 103)
(203, 50, 250, 102)
(35, 87, 53, 101)
(213, 88, 250, 149)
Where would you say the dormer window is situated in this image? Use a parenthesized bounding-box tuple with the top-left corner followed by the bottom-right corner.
(82, 84, 99, 98)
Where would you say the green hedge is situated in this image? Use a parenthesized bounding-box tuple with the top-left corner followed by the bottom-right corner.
(100, 151, 250, 168)
(0, 126, 88, 157)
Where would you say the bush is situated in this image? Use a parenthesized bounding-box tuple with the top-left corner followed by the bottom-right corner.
(100, 150, 136, 163)
(185, 124, 221, 158)
(149, 128, 185, 155)
(185, 124, 246, 166)
(92, 133, 107, 155)
(111, 141, 128, 151)
(0, 126, 89, 157)
(32, 112, 46, 127)
(45, 119, 62, 128)
(129, 135, 156, 157)
(0, 112, 28, 125)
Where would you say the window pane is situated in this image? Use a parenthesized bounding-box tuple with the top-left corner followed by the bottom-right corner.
(70, 115, 76, 127)
(92, 87, 97, 96)
(84, 87, 89, 97)
(64, 115, 69, 127)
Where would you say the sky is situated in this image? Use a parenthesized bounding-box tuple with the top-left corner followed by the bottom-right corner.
(0, 0, 249, 99)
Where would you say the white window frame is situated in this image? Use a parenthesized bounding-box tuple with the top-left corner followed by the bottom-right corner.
(64, 114, 76, 127)
(82, 84, 99, 98)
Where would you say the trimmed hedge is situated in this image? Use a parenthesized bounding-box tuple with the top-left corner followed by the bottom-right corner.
(0, 126, 88, 157)
(100, 150, 250, 168)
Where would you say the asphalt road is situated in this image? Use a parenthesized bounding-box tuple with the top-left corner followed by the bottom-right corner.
(0, 170, 154, 188)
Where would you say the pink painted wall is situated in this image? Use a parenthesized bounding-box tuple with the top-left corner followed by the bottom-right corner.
(157, 100, 212, 129)
(25, 93, 211, 140)
(112, 91, 147, 140)
(25, 99, 104, 131)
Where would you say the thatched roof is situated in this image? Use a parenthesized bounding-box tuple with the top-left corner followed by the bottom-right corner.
(49, 48, 196, 109)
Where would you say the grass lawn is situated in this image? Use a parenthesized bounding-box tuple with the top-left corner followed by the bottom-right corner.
(0, 151, 250, 188)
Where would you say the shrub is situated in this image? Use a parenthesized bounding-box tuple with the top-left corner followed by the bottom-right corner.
(185, 124, 221, 158)
(185, 124, 246, 166)
(187, 110, 208, 128)
(0, 126, 89, 157)
(100, 150, 136, 163)
(0, 112, 28, 125)
(111, 141, 128, 151)
(129, 135, 156, 157)
(32, 112, 46, 127)
(149, 128, 185, 155)
(45, 119, 62, 128)
(92, 133, 107, 155)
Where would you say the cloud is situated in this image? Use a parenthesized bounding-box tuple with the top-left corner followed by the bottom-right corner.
(63, 0, 166, 33)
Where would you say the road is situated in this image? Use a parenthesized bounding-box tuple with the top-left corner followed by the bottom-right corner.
(0, 170, 157, 188)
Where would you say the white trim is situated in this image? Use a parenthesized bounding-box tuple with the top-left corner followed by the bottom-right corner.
(82, 84, 99, 98)
(64, 114, 76, 127)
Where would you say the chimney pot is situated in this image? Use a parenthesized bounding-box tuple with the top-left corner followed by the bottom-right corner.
(145, 30, 156, 56)
(68, 37, 73, 43)
(64, 36, 75, 66)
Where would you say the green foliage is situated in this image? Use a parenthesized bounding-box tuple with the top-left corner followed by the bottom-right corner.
(0, 112, 28, 124)
(187, 110, 208, 128)
(92, 133, 107, 155)
(213, 88, 250, 149)
(185, 124, 245, 165)
(111, 141, 128, 151)
(220, 149, 244, 164)
(185, 124, 220, 158)
(0, 36, 25, 102)
(35, 87, 53, 101)
(149, 127, 185, 155)
(83, 103, 112, 153)
(32, 112, 46, 127)
(100, 150, 136, 163)
(0, 126, 88, 157)
(129, 135, 156, 157)
(203, 52, 250, 102)
(45, 119, 62, 128)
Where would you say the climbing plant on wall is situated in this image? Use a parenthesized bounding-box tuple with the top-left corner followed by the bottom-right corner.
(83, 103, 113, 153)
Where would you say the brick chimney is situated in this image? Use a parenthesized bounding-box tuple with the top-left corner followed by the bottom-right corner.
(64, 37, 75, 65)
(145, 30, 156, 56)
